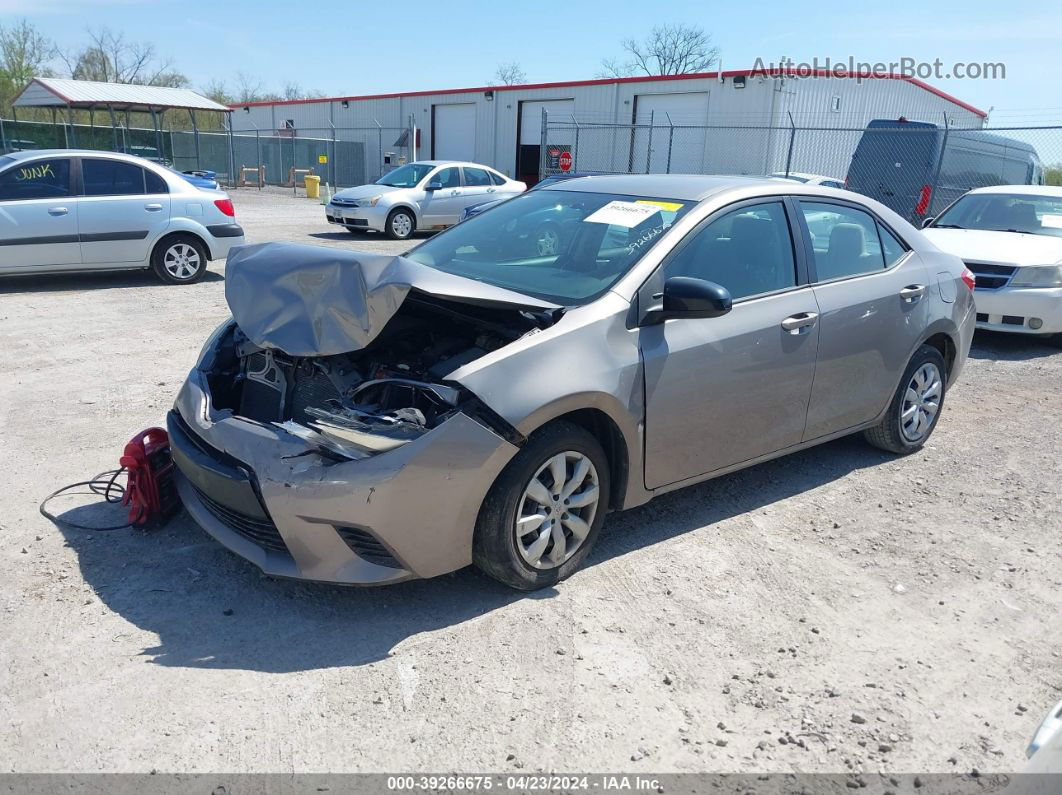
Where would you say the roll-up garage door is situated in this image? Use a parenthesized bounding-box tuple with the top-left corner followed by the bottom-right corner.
(432, 103, 477, 161)
(632, 91, 710, 174)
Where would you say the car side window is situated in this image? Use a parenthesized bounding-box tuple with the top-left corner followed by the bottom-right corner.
(664, 201, 797, 300)
(145, 169, 168, 194)
(431, 167, 461, 189)
(0, 158, 71, 200)
(878, 224, 907, 267)
(488, 170, 507, 186)
(463, 167, 492, 187)
(83, 159, 145, 196)
(799, 201, 886, 281)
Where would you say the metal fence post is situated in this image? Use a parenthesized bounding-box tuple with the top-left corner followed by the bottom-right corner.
(927, 112, 951, 216)
(665, 112, 675, 174)
(539, 108, 548, 178)
(190, 109, 201, 170)
(375, 119, 384, 180)
(784, 111, 796, 177)
(645, 110, 655, 173)
(254, 125, 261, 186)
(0, 116, 6, 153)
(292, 131, 297, 196)
(330, 122, 337, 188)
(226, 116, 236, 189)
(571, 114, 580, 173)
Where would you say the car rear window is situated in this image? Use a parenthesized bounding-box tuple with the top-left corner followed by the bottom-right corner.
(83, 159, 146, 196)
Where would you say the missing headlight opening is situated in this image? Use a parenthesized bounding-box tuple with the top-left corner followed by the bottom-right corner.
(206, 294, 538, 456)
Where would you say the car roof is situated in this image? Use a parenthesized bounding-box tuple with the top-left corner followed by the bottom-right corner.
(538, 173, 795, 201)
(409, 160, 500, 169)
(2, 148, 157, 164)
(966, 184, 1062, 197)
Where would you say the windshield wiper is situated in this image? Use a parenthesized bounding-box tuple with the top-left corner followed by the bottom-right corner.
(931, 223, 964, 229)
(987, 228, 1033, 234)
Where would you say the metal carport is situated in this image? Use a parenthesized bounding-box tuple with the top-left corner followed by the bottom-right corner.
(7, 77, 232, 172)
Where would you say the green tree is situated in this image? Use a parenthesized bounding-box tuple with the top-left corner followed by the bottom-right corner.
(0, 19, 57, 116)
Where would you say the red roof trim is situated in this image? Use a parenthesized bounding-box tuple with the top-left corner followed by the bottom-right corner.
(231, 69, 986, 119)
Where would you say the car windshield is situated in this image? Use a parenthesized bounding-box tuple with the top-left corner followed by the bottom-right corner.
(376, 163, 435, 188)
(933, 193, 1062, 238)
(406, 189, 693, 305)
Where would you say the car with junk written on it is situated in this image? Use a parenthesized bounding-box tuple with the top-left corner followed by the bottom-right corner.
(172, 175, 975, 590)
(325, 160, 526, 240)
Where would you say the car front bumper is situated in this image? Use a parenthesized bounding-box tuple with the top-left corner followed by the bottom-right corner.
(974, 287, 1062, 335)
(325, 203, 389, 232)
(169, 368, 519, 585)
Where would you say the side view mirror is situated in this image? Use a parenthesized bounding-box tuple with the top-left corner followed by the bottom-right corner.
(921, 216, 935, 228)
(644, 277, 733, 324)
(426, 181, 442, 191)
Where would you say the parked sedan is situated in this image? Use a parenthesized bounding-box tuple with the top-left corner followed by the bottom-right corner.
(0, 150, 244, 284)
(923, 185, 1062, 345)
(460, 171, 607, 222)
(326, 160, 525, 239)
(172, 175, 974, 590)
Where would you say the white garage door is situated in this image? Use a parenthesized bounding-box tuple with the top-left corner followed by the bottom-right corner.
(633, 91, 710, 174)
(519, 99, 575, 146)
(433, 103, 477, 161)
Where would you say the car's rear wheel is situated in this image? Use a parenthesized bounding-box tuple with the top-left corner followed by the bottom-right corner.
(473, 421, 610, 590)
(864, 344, 947, 454)
(385, 208, 415, 240)
(151, 234, 208, 284)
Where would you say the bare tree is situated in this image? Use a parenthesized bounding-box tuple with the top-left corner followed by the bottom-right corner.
(63, 28, 188, 87)
(490, 61, 526, 86)
(599, 23, 719, 78)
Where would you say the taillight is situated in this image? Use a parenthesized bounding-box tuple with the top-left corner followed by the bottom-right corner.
(914, 184, 932, 215)
(214, 198, 235, 217)
(961, 267, 976, 291)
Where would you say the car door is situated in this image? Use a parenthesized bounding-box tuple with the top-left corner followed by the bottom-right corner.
(77, 157, 171, 264)
(0, 156, 80, 271)
(488, 169, 520, 199)
(418, 166, 464, 226)
(460, 166, 496, 212)
(796, 199, 931, 440)
(640, 199, 821, 488)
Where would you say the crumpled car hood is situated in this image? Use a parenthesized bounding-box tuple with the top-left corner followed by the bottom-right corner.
(225, 242, 559, 357)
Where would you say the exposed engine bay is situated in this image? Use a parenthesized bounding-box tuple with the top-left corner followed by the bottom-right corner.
(205, 293, 554, 457)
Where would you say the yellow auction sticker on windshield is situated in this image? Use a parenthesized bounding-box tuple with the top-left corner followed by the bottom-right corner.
(584, 200, 662, 227)
(636, 200, 685, 213)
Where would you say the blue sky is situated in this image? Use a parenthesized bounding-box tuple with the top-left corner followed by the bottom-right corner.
(4, 0, 1059, 124)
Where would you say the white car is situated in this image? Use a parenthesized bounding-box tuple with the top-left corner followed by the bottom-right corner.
(770, 172, 846, 189)
(326, 160, 526, 240)
(923, 185, 1062, 344)
(0, 149, 244, 284)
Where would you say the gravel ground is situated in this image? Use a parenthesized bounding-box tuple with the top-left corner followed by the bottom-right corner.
(1, 188, 1060, 775)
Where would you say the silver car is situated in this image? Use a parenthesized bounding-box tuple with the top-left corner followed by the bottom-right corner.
(326, 160, 525, 240)
(172, 175, 975, 590)
(0, 149, 244, 284)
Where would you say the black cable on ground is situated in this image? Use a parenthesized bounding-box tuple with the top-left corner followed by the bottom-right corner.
(39, 468, 140, 531)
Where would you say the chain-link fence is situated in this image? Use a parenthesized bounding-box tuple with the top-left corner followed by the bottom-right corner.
(0, 118, 414, 190)
(541, 115, 1062, 223)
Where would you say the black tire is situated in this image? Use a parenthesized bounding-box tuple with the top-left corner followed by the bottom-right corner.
(1051, 334, 1062, 349)
(863, 344, 947, 454)
(385, 208, 415, 240)
(150, 234, 209, 285)
(473, 421, 611, 591)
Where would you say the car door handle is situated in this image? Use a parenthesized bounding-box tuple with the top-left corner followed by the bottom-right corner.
(48, 206, 69, 216)
(144, 203, 163, 211)
(487, 188, 496, 193)
(450, 190, 460, 196)
(781, 312, 819, 334)
(900, 284, 926, 302)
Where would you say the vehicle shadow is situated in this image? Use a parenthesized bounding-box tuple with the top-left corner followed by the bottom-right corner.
(968, 330, 1060, 361)
(0, 269, 224, 294)
(51, 434, 885, 673)
(306, 230, 435, 243)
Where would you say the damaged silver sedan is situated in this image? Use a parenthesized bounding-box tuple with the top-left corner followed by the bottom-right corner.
(171, 175, 976, 589)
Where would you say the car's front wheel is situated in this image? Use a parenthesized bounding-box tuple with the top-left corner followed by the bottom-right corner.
(864, 344, 947, 454)
(151, 235, 208, 284)
(385, 208, 415, 240)
(473, 421, 610, 590)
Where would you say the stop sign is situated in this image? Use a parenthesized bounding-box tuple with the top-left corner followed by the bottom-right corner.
(558, 151, 573, 172)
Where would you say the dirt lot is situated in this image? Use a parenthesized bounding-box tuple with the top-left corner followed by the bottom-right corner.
(1, 188, 1060, 775)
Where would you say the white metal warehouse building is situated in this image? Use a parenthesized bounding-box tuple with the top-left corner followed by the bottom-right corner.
(231, 69, 986, 185)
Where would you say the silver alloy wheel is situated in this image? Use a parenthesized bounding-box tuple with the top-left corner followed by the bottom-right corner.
(163, 243, 201, 280)
(900, 362, 942, 442)
(391, 212, 413, 238)
(535, 226, 561, 256)
(515, 450, 600, 570)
